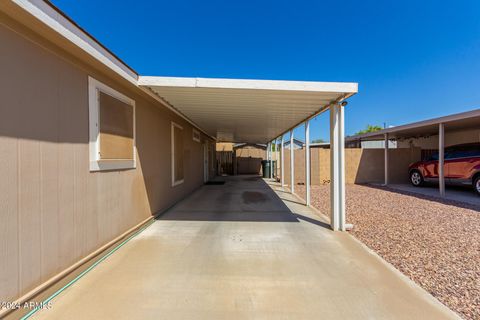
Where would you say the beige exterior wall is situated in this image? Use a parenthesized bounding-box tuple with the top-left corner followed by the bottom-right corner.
(281, 147, 421, 186)
(235, 146, 266, 174)
(0, 19, 213, 302)
(396, 129, 480, 149)
(216, 142, 234, 151)
(235, 146, 266, 159)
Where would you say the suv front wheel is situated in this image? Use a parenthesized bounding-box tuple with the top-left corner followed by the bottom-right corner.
(410, 170, 424, 187)
(474, 175, 480, 196)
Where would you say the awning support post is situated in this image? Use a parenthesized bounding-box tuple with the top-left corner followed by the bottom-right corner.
(266, 142, 270, 178)
(290, 130, 295, 194)
(270, 141, 273, 179)
(439, 123, 445, 197)
(281, 135, 285, 186)
(384, 133, 389, 185)
(305, 120, 311, 206)
(330, 103, 346, 231)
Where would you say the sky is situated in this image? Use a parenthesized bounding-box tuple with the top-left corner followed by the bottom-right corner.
(52, 0, 480, 142)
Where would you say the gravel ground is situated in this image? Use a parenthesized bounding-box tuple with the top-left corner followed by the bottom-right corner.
(294, 184, 480, 320)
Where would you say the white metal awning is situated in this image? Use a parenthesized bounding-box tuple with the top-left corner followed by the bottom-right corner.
(346, 108, 480, 142)
(139, 76, 358, 143)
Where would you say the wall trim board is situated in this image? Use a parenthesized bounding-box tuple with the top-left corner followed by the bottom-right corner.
(1, 215, 152, 319)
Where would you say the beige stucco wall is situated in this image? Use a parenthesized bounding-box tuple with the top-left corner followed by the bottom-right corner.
(235, 146, 266, 174)
(216, 142, 234, 151)
(281, 147, 421, 186)
(396, 129, 480, 149)
(0, 19, 213, 302)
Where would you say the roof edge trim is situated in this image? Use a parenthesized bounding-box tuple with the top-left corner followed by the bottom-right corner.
(347, 108, 480, 141)
(12, 0, 138, 83)
(139, 76, 358, 93)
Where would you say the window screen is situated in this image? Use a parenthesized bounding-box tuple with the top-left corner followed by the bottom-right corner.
(99, 92, 134, 160)
(173, 124, 184, 184)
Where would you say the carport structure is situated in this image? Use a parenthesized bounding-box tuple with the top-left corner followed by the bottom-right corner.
(0, 1, 467, 318)
(140, 76, 358, 231)
(347, 108, 480, 196)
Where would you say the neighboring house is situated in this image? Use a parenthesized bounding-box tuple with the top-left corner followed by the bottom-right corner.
(234, 143, 267, 149)
(309, 142, 330, 149)
(284, 138, 305, 149)
(346, 109, 480, 154)
(310, 140, 397, 149)
(282, 109, 480, 188)
(346, 140, 398, 149)
(344, 108, 480, 190)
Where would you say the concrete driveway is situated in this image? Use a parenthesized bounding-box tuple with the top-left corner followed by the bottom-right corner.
(32, 176, 459, 320)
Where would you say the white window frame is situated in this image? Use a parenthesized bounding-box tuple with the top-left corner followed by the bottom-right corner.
(88, 76, 136, 172)
(192, 128, 201, 142)
(171, 122, 184, 186)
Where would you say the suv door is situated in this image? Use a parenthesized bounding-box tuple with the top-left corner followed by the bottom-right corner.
(422, 152, 440, 179)
(423, 149, 451, 181)
(446, 145, 480, 182)
(444, 146, 461, 181)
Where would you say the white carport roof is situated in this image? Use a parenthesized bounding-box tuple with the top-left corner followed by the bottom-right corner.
(346, 108, 480, 142)
(139, 77, 358, 143)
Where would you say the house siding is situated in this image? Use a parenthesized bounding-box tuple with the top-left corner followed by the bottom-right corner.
(0, 19, 212, 302)
(396, 129, 480, 149)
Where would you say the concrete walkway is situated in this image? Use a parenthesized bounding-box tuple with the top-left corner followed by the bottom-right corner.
(32, 176, 459, 320)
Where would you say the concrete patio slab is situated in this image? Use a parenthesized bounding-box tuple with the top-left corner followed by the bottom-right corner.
(31, 176, 459, 320)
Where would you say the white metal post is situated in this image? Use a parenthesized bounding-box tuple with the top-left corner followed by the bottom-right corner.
(275, 137, 281, 181)
(276, 138, 280, 178)
(281, 135, 285, 186)
(305, 120, 311, 206)
(339, 104, 346, 231)
(290, 130, 295, 194)
(330, 103, 346, 231)
(439, 123, 445, 197)
(266, 142, 270, 178)
(384, 133, 389, 185)
(274, 140, 276, 179)
(270, 140, 273, 179)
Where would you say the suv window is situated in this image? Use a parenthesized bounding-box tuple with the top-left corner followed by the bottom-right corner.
(446, 145, 480, 159)
(428, 153, 439, 161)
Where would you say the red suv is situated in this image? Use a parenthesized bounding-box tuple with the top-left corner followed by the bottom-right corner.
(409, 143, 480, 195)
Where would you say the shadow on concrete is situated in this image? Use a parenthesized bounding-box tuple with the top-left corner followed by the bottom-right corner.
(157, 175, 330, 225)
(157, 210, 299, 222)
(278, 197, 306, 206)
(293, 213, 331, 229)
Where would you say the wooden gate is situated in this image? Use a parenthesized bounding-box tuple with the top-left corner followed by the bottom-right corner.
(216, 151, 234, 175)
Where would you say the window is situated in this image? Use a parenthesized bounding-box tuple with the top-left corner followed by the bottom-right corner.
(429, 153, 439, 161)
(171, 122, 184, 186)
(88, 77, 136, 171)
(192, 128, 201, 142)
(448, 145, 480, 159)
